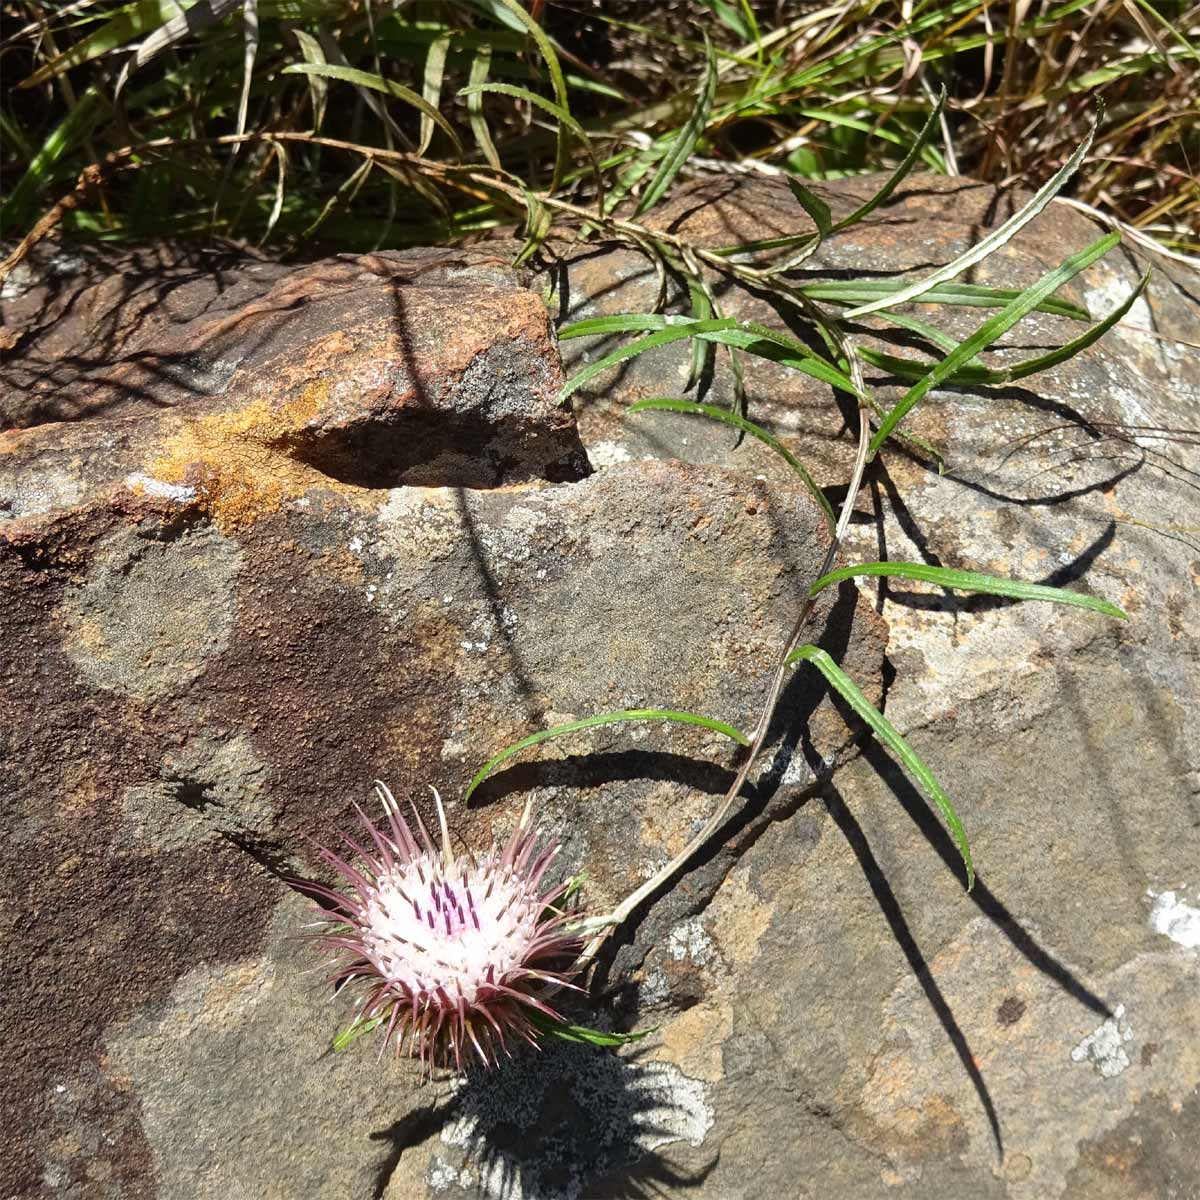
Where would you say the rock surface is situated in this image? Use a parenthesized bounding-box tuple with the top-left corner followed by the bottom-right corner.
(2, 174, 1198, 1199)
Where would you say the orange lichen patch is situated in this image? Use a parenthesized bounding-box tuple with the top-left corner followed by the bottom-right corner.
(145, 381, 363, 531)
(651, 1000, 734, 1082)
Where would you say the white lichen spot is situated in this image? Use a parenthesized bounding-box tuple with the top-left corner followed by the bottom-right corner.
(667, 917, 713, 965)
(588, 439, 634, 468)
(1070, 1003, 1133, 1078)
(639, 967, 670, 1005)
(348, 536, 364, 554)
(426, 1157, 459, 1193)
(125, 472, 199, 502)
(1148, 889, 1200, 949)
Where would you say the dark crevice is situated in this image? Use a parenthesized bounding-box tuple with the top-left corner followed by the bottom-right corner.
(276, 411, 591, 490)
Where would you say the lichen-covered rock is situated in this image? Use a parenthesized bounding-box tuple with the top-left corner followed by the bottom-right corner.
(526, 175, 1200, 1199)
(0, 242, 881, 1197)
(3, 170, 1198, 1200)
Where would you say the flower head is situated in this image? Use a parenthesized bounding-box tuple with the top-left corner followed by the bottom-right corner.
(303, 782, 580, 1070)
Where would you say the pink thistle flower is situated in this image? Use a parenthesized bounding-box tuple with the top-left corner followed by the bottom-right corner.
(302, 782, 581, 1071)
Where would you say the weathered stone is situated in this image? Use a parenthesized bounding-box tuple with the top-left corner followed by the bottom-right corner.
(523, 175, 1200, 1198)
(1, 239, 884, 1197)
(3, 170, 1198, 1199)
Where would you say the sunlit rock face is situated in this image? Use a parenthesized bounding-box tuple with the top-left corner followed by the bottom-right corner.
(3, 174, 1198, 1198)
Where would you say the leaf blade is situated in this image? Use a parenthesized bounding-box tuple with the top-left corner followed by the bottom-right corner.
(843, 118, 1099, 318)
(465, 708, 749, 802)
(809, 562, 1127, 618)
(283, 62, 462, 154)
(786, 645, 974, 890)
(868, 231, 1120, 456)
(633, 33, 718, 216)
(628, 398, 835, 531)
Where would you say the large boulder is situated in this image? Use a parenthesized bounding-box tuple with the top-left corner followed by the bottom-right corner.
(2, 172, 1197, 1199)
(0, 237, 881, 1197)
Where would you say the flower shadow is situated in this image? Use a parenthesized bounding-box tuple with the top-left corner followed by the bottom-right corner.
(371, 1036, 716, 1199)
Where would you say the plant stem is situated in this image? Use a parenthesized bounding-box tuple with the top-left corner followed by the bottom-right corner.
(578, 337, 874, 971)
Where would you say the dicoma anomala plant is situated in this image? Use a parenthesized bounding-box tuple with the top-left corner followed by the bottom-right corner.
(302, 783, 588, 1070)
(279, 36, 1150, 1072)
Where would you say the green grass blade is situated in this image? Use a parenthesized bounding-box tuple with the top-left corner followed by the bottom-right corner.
(786, 645, 973, 890)
(701, 328, 857, 394)
(418, 31, 452, 156)
(809, 562, 1127, 618)
(786, 177, 831, 235)
(827, 87, 946, 234)
(982, 268, 1152, 385)
(332, 1014, 384, 1052)
(844, 119, 1098, 318)
(18, 0, 189, 88)
(490, 0, 573, 189)
(459, 82, 602, 206)
(556, 318, 737, 402)
(284, 63, 462, 154)
(805, 280, 1090, 320)
(628, 398, 835, 530)
(868, 231, 1120, 457)
(514, 184, 551, 266)
(465, 709, 748, 802)
(558, 315, 856, 399)
(777, 176, 831, 270)
(559, 314, 676, 337)
(0, 87, 107, 233)
(858, 270, 1149, 387)
(633, 33, 718, 216)
(466, 48, 502, 170)
(528, 1010, 657, 1047)
(291, 29, 328, 129)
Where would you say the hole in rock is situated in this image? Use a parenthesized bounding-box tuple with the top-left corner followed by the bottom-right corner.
(280, 412, 589, 489)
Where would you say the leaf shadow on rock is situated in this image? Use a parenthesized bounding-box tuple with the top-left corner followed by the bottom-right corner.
(825, 734, 1121, 1158)
(822, 778, 1006, 1158)
(369, 1040, 717, 1200)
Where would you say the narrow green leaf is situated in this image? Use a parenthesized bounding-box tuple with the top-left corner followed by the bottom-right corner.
(778, 177, 832, 270)
(465, 709, 748, 802)
(981, 268, 1151, 385)
(466, 48, 502, 170)
(528, 1009, 657, 1048)
(628, 398, 835, 531)
(868, 231, 1120, 457)
(489, 0, 573, 190)
(633, 33, 718, 216)
(844, 119, 1098, 318)
(332, 1014, 384, 1052)
(0, 87, 108, 233)
(786, 177, 832, 236)
(459, 83, 603, 207)
(702, 327, 857, 394)
(804, 279, 1090, 321)
(18, 0, 193, 87)
(809, 562, 1127, 618)
(291, 28, 328, 129)
(786, 645, 974, 890)
(514, 185, 551, 266)
(284, 63, 462, 154)
(559, 314, 678, 338)
(824, 89, 946, 234)
(556, 318, 737, 403)
(418, 31, 452, 156)
(857, 270, 1149, 387)
(557, 313, 857, 399)
(718, 90, 945, 264)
